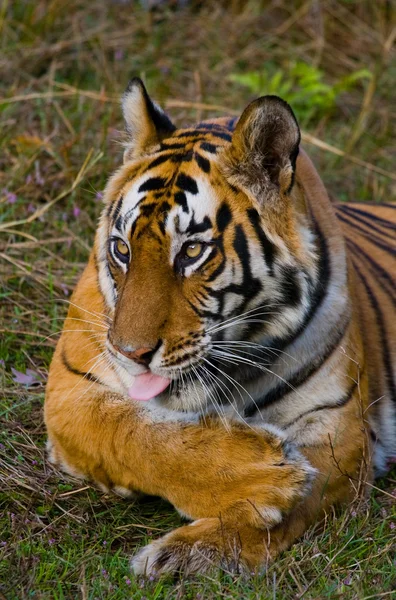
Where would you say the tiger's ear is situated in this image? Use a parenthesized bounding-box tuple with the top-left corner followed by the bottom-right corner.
(122, 78, 176, 162)
(222, 96, 300, 203)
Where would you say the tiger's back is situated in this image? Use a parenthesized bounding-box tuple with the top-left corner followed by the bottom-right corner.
(336, 202, 396, 470)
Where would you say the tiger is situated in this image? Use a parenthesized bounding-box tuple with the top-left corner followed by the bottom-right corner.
(45, 78, 396, 576)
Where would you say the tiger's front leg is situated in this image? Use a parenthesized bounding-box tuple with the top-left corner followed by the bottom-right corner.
(45, 344, 314, 568)
(131, 397, 371, 576)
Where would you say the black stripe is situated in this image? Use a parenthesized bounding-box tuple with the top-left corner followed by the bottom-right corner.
(337, 206, 395, 240)
(337, 212, 396, 257)
(61, 348, 102, 385)
(209, 131, 232, 142)
(185, 214, 212, 235)
(259, 218, 331, 360)
(233, 225, 261, 297)
(161, 142, 188, 150)
(216, 202, 231, 233)
(138, 177, 167, 193)
(284, 378, 359, 429)
(228, 116, 238, 129)
(279, 266, 301, 307)
(186, 297, 219, 320)
(178, 128, 231, 142)
(109, 195, 123, 222)
(122, 195, 148, 229)
(206, 244, 226, 282)
(352, 262, 396, 404)
(170, 150, 193, 164)
(176, 173, 198, 195)
(176, 130, 205, 138)
(340, 205, 396, 230)
(203, 226, 261, 315)
(194, 152, 211, 173)
(347, 240, 396, 307)
(144, 154, 171, 171)
(247, 208, 277, 275)
(244, 311, 350, 417)
(199, 142, 218, 154)
(174, 191, 188, 212)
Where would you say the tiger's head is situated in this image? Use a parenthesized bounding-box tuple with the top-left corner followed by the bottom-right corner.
(97, 78, 318, 412)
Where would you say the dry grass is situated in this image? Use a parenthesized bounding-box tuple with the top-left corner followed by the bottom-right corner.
(0, 1, 395, 598)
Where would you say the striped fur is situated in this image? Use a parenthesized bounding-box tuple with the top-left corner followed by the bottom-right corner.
(45, 79, 395, 575)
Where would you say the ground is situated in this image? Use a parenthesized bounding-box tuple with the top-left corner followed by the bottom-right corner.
(0, 1, 395, 598)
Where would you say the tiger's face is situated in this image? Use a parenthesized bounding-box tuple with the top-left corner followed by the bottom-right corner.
(96, 79, 318, 412)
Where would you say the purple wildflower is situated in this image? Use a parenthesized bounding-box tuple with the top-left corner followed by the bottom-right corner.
(125, 578, 131, 585)
(11, 368, 41, 386)
(73, 206, 81, 218)
(95, 191, 104, 201)
(3, 189, 17, 204)
(61, 284, 70, 296)
(114, 49, 124, 61)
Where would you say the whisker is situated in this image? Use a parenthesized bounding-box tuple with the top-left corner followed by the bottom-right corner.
(211, 340, 296, 361)
(206, 304, 279, 333)
(210, 348, 304, 400)
(199, 360, 257, 429)
(202, 356, 262, 423)
(206, 354, 266, 419)
(211, 341, 296, 368)
(63, 316, 108, 330)
(191, 365, 229, 430)
(57, 299, 112, 325)
(36, 329, 106, 346)
(209, 316, 275, 335)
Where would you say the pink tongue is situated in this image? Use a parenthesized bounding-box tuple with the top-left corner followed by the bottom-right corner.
(128, 372, 170, 401)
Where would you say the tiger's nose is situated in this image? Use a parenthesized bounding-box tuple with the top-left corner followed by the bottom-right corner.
(113, 344, 155, 366)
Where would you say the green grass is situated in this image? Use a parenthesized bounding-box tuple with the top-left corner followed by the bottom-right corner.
(0, 1, 395, 598)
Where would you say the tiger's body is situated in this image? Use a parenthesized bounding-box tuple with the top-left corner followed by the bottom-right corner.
(45, 79, 396, 575)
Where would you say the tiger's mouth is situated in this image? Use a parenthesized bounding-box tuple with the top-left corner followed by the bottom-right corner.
(111, 334, 274, 408)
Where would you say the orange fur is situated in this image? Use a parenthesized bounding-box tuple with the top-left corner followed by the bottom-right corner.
(45, 83, 395, 575)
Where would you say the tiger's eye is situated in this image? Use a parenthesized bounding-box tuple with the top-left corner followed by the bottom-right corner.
(112, 238, 130, 264)
(116, 239, 129, 256)
(185, 242, 203, 259)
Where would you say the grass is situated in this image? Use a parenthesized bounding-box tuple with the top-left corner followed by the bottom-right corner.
(0, 0, 395, 598)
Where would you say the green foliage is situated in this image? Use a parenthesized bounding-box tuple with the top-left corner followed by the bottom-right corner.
(229, 62, 372, 124)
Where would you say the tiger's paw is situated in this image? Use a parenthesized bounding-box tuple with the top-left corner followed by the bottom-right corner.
(131, 518, 264, 576)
